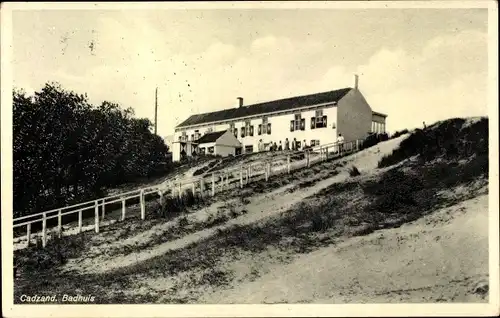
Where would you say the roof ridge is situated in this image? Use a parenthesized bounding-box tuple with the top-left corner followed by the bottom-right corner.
(176, 87, 352, 128)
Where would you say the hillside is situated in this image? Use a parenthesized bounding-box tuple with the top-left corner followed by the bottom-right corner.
(14, 117, 489, 304)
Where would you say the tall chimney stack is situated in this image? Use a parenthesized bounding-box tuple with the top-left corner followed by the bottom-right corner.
(237, 97, 244, 108)
(354, 74, 359, 90)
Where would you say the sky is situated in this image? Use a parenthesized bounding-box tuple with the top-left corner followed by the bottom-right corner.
(12, 7, 489, 137)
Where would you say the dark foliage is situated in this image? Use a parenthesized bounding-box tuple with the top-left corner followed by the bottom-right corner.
(360, 132, 389, 150)
(378, 117, 488, 168)
(156, 189, 206, 218)
(348, 165, 361, 177)
(13, 84, 172, 218)
(390, 129, 409, 139)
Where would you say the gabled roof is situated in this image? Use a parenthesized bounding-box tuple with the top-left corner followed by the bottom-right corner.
(176, 88, 352, 128)
(195, 130, 227, 144)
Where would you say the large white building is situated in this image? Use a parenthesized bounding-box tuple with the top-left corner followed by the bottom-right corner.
(171, 75, 387, 162)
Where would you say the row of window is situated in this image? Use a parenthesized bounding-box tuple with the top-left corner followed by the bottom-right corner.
(231, 123, 272, 138)
(198, 146, 214, 155)
(179, 111, 331, 142)
(372, 121, 386, 134)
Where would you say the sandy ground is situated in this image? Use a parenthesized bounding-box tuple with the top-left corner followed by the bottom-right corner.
(60, 135, 408, 275)
(200, 189, 489, 303)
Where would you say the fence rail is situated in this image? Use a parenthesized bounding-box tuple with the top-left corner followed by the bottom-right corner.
(13, 139, 363, 249)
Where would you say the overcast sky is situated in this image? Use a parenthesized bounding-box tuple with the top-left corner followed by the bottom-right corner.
(12, 8, 488, 136)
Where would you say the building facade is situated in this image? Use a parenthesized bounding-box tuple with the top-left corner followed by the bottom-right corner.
(172, 75, 387, 162)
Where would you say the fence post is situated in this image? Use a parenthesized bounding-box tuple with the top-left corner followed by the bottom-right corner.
(307, 150, 310, 167)
(192, 182, 196, 195)
(26, 223, 31, 248)
(211, 173, 215, 196)
(178, 183, 182, 199)
(121, 199, 126, 221)
(42, 213, 47, 247)
(265, 162, 269, 182)
(326, 146, 329, 160)
(287, 155, 291, 174)
(200, 178, 205, 197)
(94, 201, 100, 233)
(246, 167, 250, 184)
(57, 209, 62, 238)
(78, 209, 83, 233)
(101, 199, 106, 221)
(140, 189, 146, 220)
(240, 165, 243, 188)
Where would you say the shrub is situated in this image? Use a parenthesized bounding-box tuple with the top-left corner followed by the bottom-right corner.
(157, 190, 206, 218)
(348, 165, 361, 177)
(360, 132, 389, 150)
(391, 129, 409, 139)
(363, 169, 425, 214)
(378, 117, 488, 168)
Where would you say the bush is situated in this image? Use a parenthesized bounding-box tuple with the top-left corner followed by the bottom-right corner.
(348, 165, 361, 177)
(378, 117, 488, 168)
(363, 169, 425, 214)
(156, 190, 206, 218)
(391, 129, 409, 139)
(13, 84, 171, 219)
(360, 132, 389, 150)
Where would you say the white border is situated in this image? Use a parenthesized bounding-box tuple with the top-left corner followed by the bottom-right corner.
(1, 2, 498, 317)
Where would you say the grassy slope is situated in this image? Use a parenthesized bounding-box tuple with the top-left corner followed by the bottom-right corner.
(14, 117, 489, 303)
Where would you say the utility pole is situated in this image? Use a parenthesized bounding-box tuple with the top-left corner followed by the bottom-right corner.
(154, 87, 158, 135)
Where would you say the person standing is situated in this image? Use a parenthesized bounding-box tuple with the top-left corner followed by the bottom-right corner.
(292, 138, 297, 151)
(285, 138, 290, 151)
(337, 133, 345, 152)
(278, 140, 283, 151)
(258, 139, 264, 152)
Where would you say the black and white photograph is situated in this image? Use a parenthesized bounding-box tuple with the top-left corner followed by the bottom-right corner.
(1, 1, 498, 317)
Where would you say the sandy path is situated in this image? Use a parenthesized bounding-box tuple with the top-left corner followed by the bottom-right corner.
(201, 192, 489, 303)
(61, 136, 408, 275)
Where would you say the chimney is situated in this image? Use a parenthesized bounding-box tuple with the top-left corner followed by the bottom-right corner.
(237, 97, 244, 108)
(354, 74, 359, 90)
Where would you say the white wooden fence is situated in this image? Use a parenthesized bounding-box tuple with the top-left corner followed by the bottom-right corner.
(13, 139, 363, 249)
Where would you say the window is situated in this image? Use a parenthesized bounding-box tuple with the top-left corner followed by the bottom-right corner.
(229, 123, 235, 133)
(245, 120, 254, 137)
(311, 140, 320, 147)
(208, 146, 215, 154)
(190, 134, 194, 141)
(194, 130, 200, 140)
(240, 125, 246, 138)
(206, 127, 214, 133)
(291, 114, 304, 132)
(181, 131, 187, 142)
(245, 145, 254, 153)
(199, 147, 206, 155)
(294, 114, 301, 131)
(259, 117, 269, 135)
(311, 109, 328, 129)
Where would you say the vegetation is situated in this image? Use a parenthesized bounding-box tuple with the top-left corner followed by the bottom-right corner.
(348, 165, 361, 177)
(13, 83, 171, 219)
(359, 132, 389, 150)
(390, 129, 409, 139)
(378, 117, 488, 168)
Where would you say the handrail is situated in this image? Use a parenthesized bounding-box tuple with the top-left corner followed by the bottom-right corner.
(13, 138, 363, 249)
